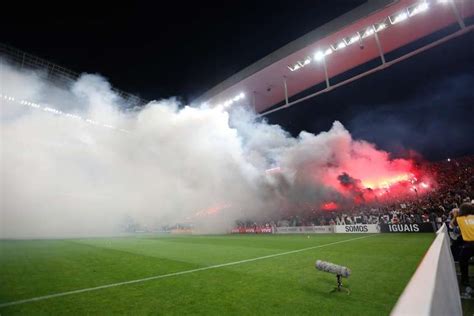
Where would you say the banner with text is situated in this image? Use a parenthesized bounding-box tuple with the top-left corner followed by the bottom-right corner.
(274, 226, 333, 234)
(334, 224, 380, 233)
(380, 223, 435, 233)
(231, 226, 273, 234)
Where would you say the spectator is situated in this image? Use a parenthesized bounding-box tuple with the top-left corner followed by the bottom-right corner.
(452, 203, 474, 295)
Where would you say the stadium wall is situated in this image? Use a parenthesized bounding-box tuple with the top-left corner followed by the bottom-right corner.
(334, 224, 380, 233)
(275, 226, 333, 234)
(390, 224, 462, 316)
(233, 223, 436, 234)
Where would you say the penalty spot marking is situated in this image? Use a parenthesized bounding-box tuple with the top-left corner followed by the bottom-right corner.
(0, 234, 377, 308)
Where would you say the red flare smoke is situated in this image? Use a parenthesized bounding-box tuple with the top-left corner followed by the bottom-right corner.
(321, 201, 339, 211)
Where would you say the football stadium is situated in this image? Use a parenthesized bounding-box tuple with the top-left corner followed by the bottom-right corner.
(1, 0, 474, 315)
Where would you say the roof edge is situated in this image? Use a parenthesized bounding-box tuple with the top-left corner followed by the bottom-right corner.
(193, 0, 397, 105)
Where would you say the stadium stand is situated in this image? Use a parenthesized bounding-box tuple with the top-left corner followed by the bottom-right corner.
(235, 156, 474, 229)
(0, 43, 148, 108)
(233, 155, 474, 312)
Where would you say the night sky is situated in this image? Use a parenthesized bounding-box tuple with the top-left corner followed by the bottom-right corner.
(2, 1, 473, 160)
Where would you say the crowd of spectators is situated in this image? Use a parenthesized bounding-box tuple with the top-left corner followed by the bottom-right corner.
(237, 156, 474, 228)
(234, 156, 474, 298)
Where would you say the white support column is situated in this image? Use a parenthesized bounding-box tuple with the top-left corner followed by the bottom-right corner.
(283, 77, 289, 105)
(449, 0, 466, 29)
(322, 57, 330, 89)
(252, 91, 256, 110)
(373, 25, 386, 65)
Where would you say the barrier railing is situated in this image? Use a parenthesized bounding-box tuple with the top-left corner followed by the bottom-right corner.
(391, 224, 462, 315)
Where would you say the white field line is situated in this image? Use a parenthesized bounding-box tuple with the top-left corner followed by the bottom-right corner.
(0, 234, 377, 308)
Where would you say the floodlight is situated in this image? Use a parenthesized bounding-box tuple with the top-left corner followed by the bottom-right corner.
(390, 11, 409, 24)
(331, 42, 346, 50)
(314, 51, 325, 61)
(361, 27, 374, 38)
(344, 33, 361, 45)
(374, 22, 387, 32)
(409, 2, 429, 17)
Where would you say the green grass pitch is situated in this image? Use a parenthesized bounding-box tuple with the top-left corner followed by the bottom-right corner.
(0, 233, 434, 315)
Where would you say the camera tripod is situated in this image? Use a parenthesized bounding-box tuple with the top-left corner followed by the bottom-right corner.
(330, 274, 350, 294)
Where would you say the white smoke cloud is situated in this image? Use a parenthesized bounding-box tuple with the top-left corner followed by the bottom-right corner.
(0, 60, 413, 238)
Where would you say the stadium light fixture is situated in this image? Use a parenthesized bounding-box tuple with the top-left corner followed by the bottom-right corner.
(331, 41, 347, 51)
(390, 10, 409, 25)
(344, 33, 361, 45)
(44, 107, 63, 115)
(374, 22, 387, 32)
(285, 0, 443, 74)
(2, 93, 126, 132)
(216, 92, 246, 109)
(288, 63, 302, 71)
(65, 113, 82, 120)
(361, 27, 375, 38)
(408, 2, 429, 17)
(287, 46, 333, 72)
(22, 100, 40, 108)
(314, 51, 325, 61)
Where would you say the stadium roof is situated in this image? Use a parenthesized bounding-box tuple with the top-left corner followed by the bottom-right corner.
(194, 0, 474, 114)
